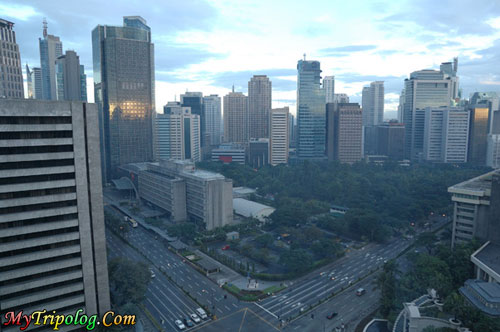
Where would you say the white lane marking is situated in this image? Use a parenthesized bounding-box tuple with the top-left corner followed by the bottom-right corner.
(253, 302, 278, 319)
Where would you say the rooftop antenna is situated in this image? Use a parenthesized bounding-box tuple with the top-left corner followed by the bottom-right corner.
(43, 18, 48, 38)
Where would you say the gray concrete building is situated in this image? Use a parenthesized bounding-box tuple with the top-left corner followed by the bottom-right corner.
(326, 103, 363, 163)
(39, 20, 63, 101)
(248, 75, 272, 139)
(211, 143, 246, 164)
(270, 107, 289, 165)
(223, 89, 248, 143)
(0, 19, 24, 99)
(324, 76, 335, 104)
(0, 99, 111, 329)
(55, 50, 87, 102)
(137, 160, 233, 230)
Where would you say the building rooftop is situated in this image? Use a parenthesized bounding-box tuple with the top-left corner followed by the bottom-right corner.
(473, 241, 500, 277)
(233, 187, 257, 196)
(233, 198, 275, 218)
(460, 279, 500, 316)
(448, 169, 500, 195)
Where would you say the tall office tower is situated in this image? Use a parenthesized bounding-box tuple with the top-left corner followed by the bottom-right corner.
(248, 75, 272, 139)
(440, 58, 459, 99)
(0, 19, 24, 98)
(270, 107, 290, 165)
(26, 65, 43, 99)
(398, 89, 405, 123)
(362, 87, 370, 119)
(181, 92, 205, 145)
(333, 93, 349, 103)
(297, 59, 326, 159)
(403, 67, 453, 160)
(80, 65, 87, 102)
(39, 20, 63, 100)
(423, 107, 470, 163)
(203, 94, 222, 146)
(155, 102, 201, 162)
(223, 89, 248, 143)
(55, 50, 87, 101)
(469, 92, 500, 134)
(468, 105, 490, 165)
(324, 76, 335, 103)
(362, 81, 384, 126)
(487, 134, 500, 168)
(0, 99, 111, 329)
(377, 122, 405, 160)
(92, 16, 155, 182)
(326, 103, 363, 163)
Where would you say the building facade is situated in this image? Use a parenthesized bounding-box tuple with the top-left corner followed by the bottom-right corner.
(248, 75, 272, 139)
(487, 134, 500, 169)
(362, 81, 384, 126)
(55, 50, 87, 101)
(155, 103, 201, 162)
(326, 103, 363, 163)
(39, 22, 63, 100)
(296, 59, 326, 159)
(0, 19, 24, 99)
(270, 107, 289, 165)
(92, 16, 155, 182)
(377, 122, 405, 160)
(423, 107, 470, 163)
(223, 90, 248, 143)
(468, 105, 490, 165)
(181, 92, 205, 149)
(247, 138, 269, 168)
(403, 68, 454, 160)
(324, 76, 335, 104)
(26, 65, 43, 99)
(203, 94, 222, 146)
(0, 99, 111, 329)
(333, 93, 349, 103)
(211, 143, 246, 164)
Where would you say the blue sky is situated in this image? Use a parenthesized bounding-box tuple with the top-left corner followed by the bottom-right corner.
(3, 0, 500, 117)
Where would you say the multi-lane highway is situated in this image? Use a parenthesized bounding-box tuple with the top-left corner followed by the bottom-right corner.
(104, 199, 416, 331)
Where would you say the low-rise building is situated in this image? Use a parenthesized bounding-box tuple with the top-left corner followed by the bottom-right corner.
(212, 143, 246, 164)
(233, 198, 275, 222)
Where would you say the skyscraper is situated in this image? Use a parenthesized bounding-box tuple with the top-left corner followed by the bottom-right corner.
(324, 76, 335, 104)
(155, 102, 201, 162)
(362, 81, 384, 126)
(55, 50, 87, 101)
(423, 107, 470, 163)
(297, 59, 326, 159)
(326, 103, 363, 163)
(0, 19, 24, 99)
(92, 16, 155, 182)
(333, 93, 349, 103)
(0, 99, 110, 327)
(248, 75, 272, 139)
(468, 105, 490, 165)
(181, 92, 204, 143)
(203, 94, 222, 146)
(223, 89, 248, 143)
(26, 64, 42, 99)
(39, 20, 63, 100)
(80, 65, 87, 102)
(377, 122, 405, 160)
(403, 68, 454, 160)
(270, 107, 290, 165)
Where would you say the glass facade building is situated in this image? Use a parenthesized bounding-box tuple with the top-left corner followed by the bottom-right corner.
(296, 59, 326, 159)
(39, 31, 63, 100)
(203, 94, 222, 146)
(92, 16, 155, 182)
(468, 106, 490, 165)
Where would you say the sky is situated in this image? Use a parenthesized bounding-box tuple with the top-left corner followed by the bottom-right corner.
(3, 0, 500, 118)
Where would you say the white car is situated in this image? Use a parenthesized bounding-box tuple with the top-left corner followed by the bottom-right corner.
(190, 313, 201, 323)
(174, 320, 185, 330)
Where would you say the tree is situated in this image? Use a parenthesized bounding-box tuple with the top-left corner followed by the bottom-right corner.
(108, 258, 150, 307)
(377, 260, 398, 318)
(254, 234, 274, 248)
(279, 249, 313, 273)
(416, 232, 438, 254)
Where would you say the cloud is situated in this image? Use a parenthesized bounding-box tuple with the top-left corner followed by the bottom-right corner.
(206, 69, 297, 92)
(0, 4, 37, 21)
(319, 45, 377, 55)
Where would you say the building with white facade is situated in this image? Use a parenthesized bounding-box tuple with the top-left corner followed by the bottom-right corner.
(324, 76, 335, 103)
(270, 107, 289, 165)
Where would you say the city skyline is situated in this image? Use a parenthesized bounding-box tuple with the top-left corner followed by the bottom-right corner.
(3, 0, 500, 117)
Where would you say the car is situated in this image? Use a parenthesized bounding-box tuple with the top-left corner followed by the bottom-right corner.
(356, 288, 366, 296)
(183, 318, 194, 327)
(196, 308, 208, 320)
(330, 276, 336, 280)
(222, 245, 230, 250)
(149, 268, 156, 278)
(326, 312, 338, 320)
(190, 313, 201, 323)
(174, 320, 185, 330)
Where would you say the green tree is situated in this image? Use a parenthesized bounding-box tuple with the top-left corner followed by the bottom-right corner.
(108, 258, 150, 307)
(279, 249, 313, 273)
(416, 232, 438, 254)
(377, 260, 398, 318)
(254, 233, 274, 248)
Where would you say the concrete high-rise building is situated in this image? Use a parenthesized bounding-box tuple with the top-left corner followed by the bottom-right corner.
(377, 122, 405, 160)
(92, 16, 155, 182)
(155, 102, 201, 162)
(397, 89, 405, 123)
(362, 81, 384, 126)
(288, 113, 296, 147)
(181, 92, 206, 149)
(211, 143, 246, 164)
(270, 107, 289, 165)
(297, 59, 326, 159)
(326, 103, 363, 163)
(55, 50, 87, 101)
(333, 93, 349, 103)
(487, 134, 500, 169)
(362, 87, 370, 117)
(247, 138, 269, 168)
(423, 107, 470, 163)
(26, 65, 43, 99)
(203, 94, 222, 146)
(403, 67, 454, 160)
(80, 65, 87, 102)
(223, 90, 248, 143)
(324, 76, 335, 104)
(0, 99, 110, 328)
(248, 75, 272, 139)
(468, 105, 490, 165)
(0, 19, 24, 99)
(440, 58, 459, 100)
(39, 20, 63, 100)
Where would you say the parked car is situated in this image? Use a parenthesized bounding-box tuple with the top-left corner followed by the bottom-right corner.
(326, 312, 338, 320)
(196, 308, 208, 320)
(149, 268, 155, 278)
(174, 320, 185, 330)
(222, 245, 230, 250)
(183, 317, 194, 327)
(190, 313, 201, 323)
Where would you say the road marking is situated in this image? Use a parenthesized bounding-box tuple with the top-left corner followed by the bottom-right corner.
(232, 303, 238, 308)
(217, 308, 223, 314)
(224, 305, 230, 311)
(254, 302, 278, 319)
